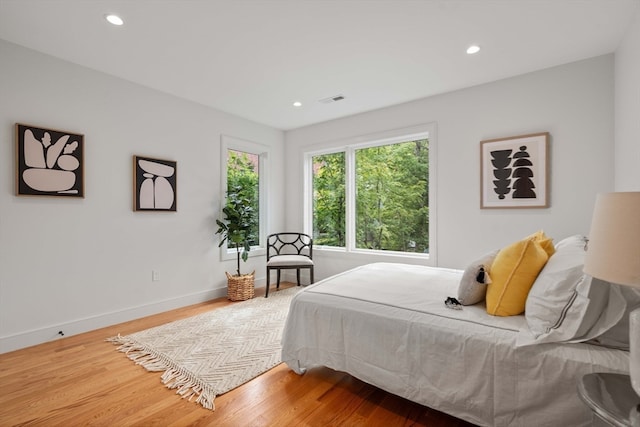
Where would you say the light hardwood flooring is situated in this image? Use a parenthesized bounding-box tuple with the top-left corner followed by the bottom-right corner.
(0, 283, 475, 426)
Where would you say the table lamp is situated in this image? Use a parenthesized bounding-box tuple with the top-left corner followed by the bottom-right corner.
(584, 192, 640, 397)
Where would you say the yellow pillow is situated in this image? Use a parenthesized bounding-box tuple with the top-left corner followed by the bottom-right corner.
(486, 237, 550, 316)
(526, 230, 556, 257)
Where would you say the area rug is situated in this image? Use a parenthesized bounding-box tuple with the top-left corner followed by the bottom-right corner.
(107, 286, 300, 410)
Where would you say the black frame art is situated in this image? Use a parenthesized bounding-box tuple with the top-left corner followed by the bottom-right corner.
(15, 123, 84, 197)
(480, 132, 549, 209)
(133, 155, 177, 212)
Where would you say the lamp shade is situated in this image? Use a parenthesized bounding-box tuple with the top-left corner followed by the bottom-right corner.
(583, 192, 640, 288)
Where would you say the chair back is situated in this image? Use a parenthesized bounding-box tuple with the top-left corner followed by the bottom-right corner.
(267, 232, 313, 261)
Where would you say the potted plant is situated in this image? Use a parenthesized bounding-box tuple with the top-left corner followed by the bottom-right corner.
(215, 185, 256, 300)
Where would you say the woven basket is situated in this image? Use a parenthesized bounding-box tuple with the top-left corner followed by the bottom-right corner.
(225, 271, 255, 301)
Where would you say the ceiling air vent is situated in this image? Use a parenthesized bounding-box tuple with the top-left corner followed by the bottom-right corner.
(319, 94, 345, 104)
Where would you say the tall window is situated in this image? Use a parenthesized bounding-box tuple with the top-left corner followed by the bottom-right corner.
(226, 149, 259, 247)
(308, 130, 433, 257)
(312, 152, 345, 247)
(221, 135, 268, 258)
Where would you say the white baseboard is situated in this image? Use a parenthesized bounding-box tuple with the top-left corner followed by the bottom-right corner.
(0, 286, 228, 354)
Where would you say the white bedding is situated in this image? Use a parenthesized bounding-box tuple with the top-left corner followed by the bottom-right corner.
(281, 262, 629, 427)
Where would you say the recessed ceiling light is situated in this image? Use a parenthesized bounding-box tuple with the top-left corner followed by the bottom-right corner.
(293, 101, 302, 107)
(466, 45, 480, 55)
(105, 14, 124, 26)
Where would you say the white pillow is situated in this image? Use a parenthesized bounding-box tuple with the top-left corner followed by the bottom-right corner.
(523, 235, 588, 340)
(457, 250, 498, 305)
(518, 234, 626, 347)
(587, 285, 640, 350)
(567, 276, 625, 342)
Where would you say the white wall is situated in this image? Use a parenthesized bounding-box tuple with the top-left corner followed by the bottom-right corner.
(285, 55, 615, 278)
(0, 40, 285, 353)
(615, 7, 640, 191)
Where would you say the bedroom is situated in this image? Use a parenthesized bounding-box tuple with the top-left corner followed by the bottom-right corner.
(0, 0, 639, 425)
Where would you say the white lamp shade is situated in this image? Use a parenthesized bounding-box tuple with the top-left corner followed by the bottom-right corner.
(583, 192, 640, 288)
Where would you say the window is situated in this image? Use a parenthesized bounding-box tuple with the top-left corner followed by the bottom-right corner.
(221, 135, 268, 259)
(226, 149, 259, 247)
(355, 139, 429, 253)
(307, 126, 435, 258)
(312, 152, 345, 247)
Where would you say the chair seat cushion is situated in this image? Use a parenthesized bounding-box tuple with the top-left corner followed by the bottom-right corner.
(267, 255, 313, 267)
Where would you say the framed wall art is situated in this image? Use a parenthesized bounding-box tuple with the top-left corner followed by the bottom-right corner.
(133, 155, 177, 212)
(480, 132, 549, 209)
(15, 123, 84, 197)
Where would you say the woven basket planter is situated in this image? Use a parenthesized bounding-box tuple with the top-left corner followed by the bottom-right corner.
(225, 271, 255, 301)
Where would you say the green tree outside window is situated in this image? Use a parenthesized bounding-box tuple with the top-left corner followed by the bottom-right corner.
(311, 139, 429, 254)
(226, 149, 259, 248)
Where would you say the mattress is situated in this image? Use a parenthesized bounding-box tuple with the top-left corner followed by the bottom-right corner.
(281, 262, 629, 426)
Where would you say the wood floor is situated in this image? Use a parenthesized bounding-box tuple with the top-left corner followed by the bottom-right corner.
(0, 283, 475, 427)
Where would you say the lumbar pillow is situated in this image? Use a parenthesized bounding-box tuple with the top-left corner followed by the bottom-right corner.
(486, 234, 551, 316)
(457, 250, 499, 305)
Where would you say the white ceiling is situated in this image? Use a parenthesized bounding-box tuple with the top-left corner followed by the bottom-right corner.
(0, 0, 638, 131)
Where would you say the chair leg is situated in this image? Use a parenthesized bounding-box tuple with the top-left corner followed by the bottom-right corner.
(296, 269, 301, 286)
(277, 270, 281, 290)
(265, 268, 270, 298)
(310, 267, 314, 284)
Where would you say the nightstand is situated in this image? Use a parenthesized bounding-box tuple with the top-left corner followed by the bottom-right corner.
(578, 373, 640, 427)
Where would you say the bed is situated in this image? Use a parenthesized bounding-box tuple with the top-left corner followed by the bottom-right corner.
(281, 260, 630, 426)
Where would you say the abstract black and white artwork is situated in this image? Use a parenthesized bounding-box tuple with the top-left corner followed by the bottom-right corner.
(133, 155, 177, 212)
(480, 133, 549, 209)
(15, 123, 84, 197)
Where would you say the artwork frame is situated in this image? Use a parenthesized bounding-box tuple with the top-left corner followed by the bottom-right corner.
(15, 123, 84, 197)
(480, 132, 549, 209)
(133, 155, 177, 212)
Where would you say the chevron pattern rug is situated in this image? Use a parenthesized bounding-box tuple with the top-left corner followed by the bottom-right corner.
(107, 286, 300, 410)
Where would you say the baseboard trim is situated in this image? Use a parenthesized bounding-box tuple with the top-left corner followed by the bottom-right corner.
(0, 286, 228, 354)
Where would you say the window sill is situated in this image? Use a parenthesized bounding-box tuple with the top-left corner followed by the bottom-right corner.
(220, 247, 266, 262)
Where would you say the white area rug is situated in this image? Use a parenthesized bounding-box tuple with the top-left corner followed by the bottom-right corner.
(107, 287, 300, 410)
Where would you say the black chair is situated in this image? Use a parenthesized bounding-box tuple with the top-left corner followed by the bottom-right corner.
(265, 232, 314, 297)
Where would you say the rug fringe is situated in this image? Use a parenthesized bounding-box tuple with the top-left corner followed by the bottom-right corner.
(106, 334, 216, 410)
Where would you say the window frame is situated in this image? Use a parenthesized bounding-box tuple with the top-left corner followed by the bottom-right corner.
(304, 123, 437, 264)
(220, 135, 269, 261)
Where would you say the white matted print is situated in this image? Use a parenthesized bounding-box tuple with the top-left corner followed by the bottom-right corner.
(480, 133, 549, 209)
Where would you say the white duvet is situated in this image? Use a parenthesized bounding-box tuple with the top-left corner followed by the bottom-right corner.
(281, 263, 629, 427)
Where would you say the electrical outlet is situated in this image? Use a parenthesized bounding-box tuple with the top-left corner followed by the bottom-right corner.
(152, 270, 160, 281)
